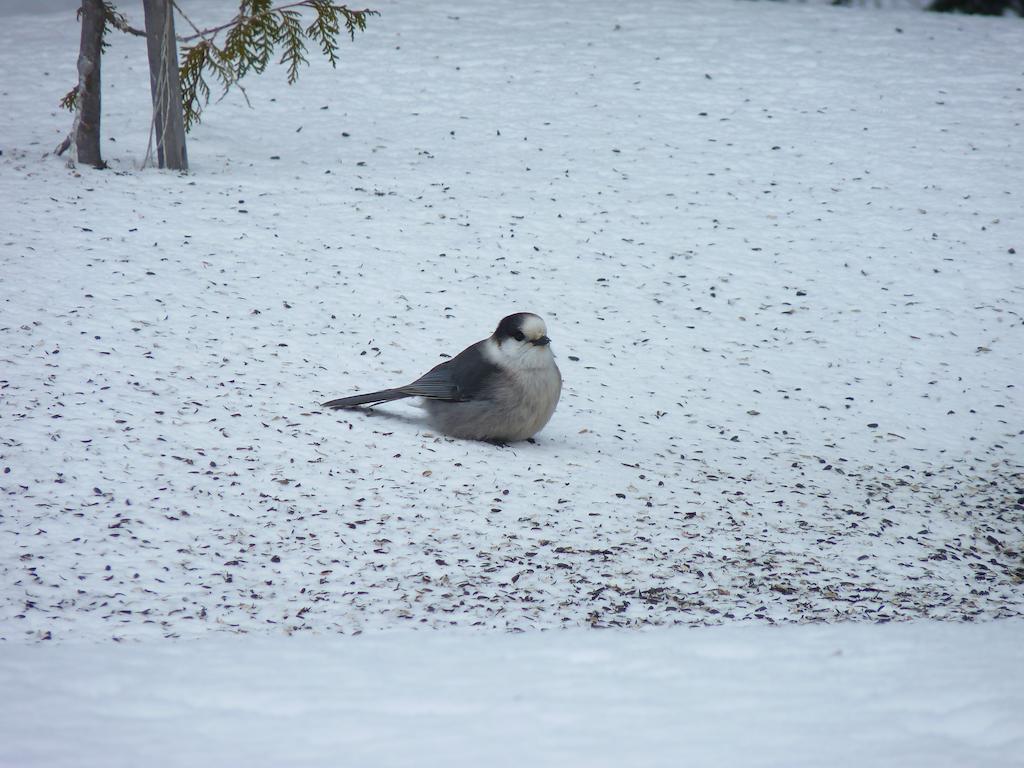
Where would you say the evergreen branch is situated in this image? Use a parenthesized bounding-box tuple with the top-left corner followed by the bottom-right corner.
(278, 8, 308, 83)
(179, 41, 216, 131)
(223, 5, 271, 78)
(340, 5, 374, 40)
(173, 0, 377, 131)
(178, 2, 376, 43)
(60, 85, 79, 112)
(305, 0, 341, 66)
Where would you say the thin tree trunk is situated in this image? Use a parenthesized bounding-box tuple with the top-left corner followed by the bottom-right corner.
(143, 0, 188, 170)
(75, 0, 105, 168)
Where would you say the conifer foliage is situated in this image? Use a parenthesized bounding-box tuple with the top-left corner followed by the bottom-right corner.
(177, 0, 378, 131)
(58, 0, 376, 168)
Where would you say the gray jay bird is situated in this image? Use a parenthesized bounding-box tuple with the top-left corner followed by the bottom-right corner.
(322, 313, 562, 442)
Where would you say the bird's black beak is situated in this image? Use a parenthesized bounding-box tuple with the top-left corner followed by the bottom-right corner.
(532, 336, 551, 346)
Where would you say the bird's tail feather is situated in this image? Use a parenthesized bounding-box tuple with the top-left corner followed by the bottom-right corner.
(322, 388, 411, 409)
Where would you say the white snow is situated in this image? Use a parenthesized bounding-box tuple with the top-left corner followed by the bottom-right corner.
(2, 622, 1023, 768)
(1, 0, 1022, 764)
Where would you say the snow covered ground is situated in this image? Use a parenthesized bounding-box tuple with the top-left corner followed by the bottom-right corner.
(1, 0, 1022, 764)
(2, 621, 1023, 768)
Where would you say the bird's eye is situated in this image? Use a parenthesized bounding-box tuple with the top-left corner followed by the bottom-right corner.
(513, 331, 525, 342)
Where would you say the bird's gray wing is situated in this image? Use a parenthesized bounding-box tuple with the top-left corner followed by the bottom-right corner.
(400, 340, 499, 402)
(322, 388, 409, 409)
